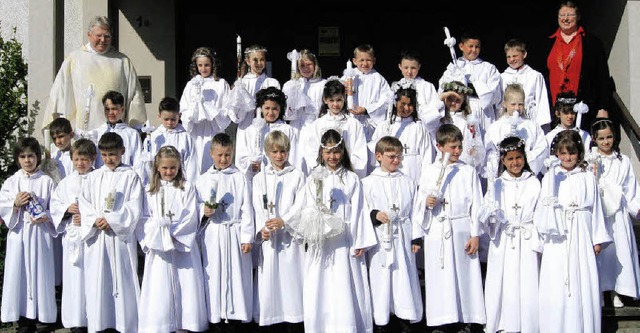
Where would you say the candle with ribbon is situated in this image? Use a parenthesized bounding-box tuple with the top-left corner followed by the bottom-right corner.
(236, 34, 242, 79)
(160, 186, 165, 217)
(573, 101, 589, 130)
(83, 84, 95, 132)
(443, 27, 459, 68)
(344, 59, 355, 110)
(433, 152, 451, 198)
(287, 49, 300, 80)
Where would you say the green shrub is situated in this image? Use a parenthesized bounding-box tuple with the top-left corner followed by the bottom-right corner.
(0, 23, 39, 321)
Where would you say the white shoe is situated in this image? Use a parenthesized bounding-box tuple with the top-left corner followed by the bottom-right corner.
(613, 294, 624, 308)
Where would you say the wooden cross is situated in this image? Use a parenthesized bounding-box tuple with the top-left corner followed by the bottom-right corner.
(441, 198, 449, 211)
(391, 203, 400, 213)
(165, 210, 175, 222)
(219, 200, 228, 212)
(512, 203, 522, 215)
(403, 144, 410, 154)
(329, 196, 336, 209)
(268, 201, 276, 214)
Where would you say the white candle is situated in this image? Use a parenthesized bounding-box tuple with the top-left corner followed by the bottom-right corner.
(43, 128, 51, 152)
(346, 59, 352, 71)
(236, 35, 242, 55)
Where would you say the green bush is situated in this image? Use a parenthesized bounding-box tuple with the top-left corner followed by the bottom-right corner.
(0, 23, 39, 322)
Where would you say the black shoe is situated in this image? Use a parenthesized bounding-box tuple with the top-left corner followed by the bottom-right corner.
(395, 318, 413, 333)
(17, 317, 37, 333)
(373, 324, 388, 333)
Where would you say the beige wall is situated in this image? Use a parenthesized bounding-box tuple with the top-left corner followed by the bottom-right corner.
(116, 0, 176, 127)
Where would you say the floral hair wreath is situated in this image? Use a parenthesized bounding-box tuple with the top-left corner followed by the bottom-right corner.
(319, 127, 344, 150)
(557, 96, 577, 104)
(498, 136, 526, 154)
(244, 46, 267, 55)
(442, 81, 474, 96)
(391, 78, 416, 92)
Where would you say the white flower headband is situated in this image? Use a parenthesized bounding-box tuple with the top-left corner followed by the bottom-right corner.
(320, 128, 344, 150)
(498, 136, 526, 154)
(391, 78, 416, 92)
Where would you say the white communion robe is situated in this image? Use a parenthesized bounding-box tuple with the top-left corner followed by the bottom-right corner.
(137, 124, 199, 184)
(481, 171, 541, 333)
(229, 73, 280, 129)
(50, 170, 92, 328)
(235, 120, 300, 179)
(484, 115, 548, 176)
(444, 111, 486, 175)
(43, 43, 147, 132)
(500, 65, 552, 128)
(534, 166, 610, 333)
(180, 75, 232, 174)
(251, 164, 306, 326)
(368, 117, 434, 183)
(412, 77, 442, 134)
(595, 153, 640, 298)
(137, 180, 208, 333)
(0, 170, 57, 323)
(195, 165, 255, 323)
(439, 57, 503, 133)
(342, 69, 393, 140)
(93, 122, 143, 169)
(362, 168, 423, 325)
(293, 167, 377, 333)
(78, 164, 143, 333)
(413, 160, 486, 327)
(299, 113, 369, 178)
(282, 77, 327, 131)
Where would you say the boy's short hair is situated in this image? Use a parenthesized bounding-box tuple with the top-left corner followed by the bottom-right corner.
(13, 137, 42, 167)
(504, 38, 527, 53)
(48, 117, 73, 135)
(354, 43, 375, 58)
(102, 90, 125, 106)
(98, 132, 124, 151)
(159, 96, 180, 113)
(70, 138, 97, 159)
(460, 30, 482, 44)
(264, 130, 290, 153)
(375, 136, 403, 154)
(211, 132, 233, 148)
(436, 124, 463, 146)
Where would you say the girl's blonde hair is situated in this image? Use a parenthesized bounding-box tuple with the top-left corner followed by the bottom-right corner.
(149, 146, 185, 194)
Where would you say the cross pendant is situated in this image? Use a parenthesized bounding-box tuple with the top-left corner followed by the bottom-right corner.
(165, 210, 175, 222)
(268, 201, 275, 214)
(391, 203, 400, 213)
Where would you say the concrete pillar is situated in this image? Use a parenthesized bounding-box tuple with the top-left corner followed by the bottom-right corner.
(28, 0, 56, 137)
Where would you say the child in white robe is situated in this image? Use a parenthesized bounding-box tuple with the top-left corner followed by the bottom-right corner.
(48, 117, 75, 178)
(195, 133, 254, 331)
(393, 50, 441, 136)
(137, 97, 199, 185)
(252, 130, 306, 330)
(590, 118, 640, 307)
(478, 136, 541, 333)
(0, 137, 57, 332)
(281, 49, 327, 132)
(93, 90, 143, 169)
(50, 138, 96, 332)
(412, 124, 486, 332)
(180, 46, 231, 174)
(235, 87, 300, 180)
(341, 44, 393, 141)
(436, 81, 486, 175)
(363, 136, 423, 332)
(484, 83, 548, 177)
(137, 146, 208, 333)
(289, 129, 377, 333)
(534, 129, 610, 333)
(438, 30, 502, 134)
(500, 39, 552, 131)
(368, 84, 434, 183)
(78, 132, 144, 333)
(299, 79, 368, 178)
(545, 92, 592, 154)
(226, 44, 281, 146)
